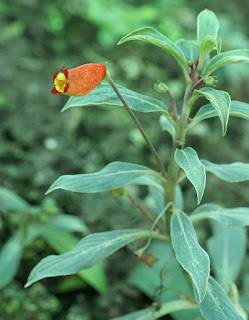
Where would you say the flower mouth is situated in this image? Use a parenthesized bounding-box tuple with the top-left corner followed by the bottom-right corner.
(52, 67, 69, 94)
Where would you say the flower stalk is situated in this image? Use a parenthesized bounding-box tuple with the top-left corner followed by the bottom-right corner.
(105, 72, 167, 178)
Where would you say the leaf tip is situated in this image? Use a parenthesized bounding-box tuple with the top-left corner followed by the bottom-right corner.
(45, 187, 52, 195)
(24, 281, 31, 289)
(61, 106, 67, 112)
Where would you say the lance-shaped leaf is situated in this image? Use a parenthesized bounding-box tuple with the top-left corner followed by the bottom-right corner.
(197, 9, 219, 43)
(194, 276, 244, 320)
(41, 227, 107, 294)
(25, 229, 149, 288)
(191, 203, 249, 227)
(171, 210, 210, 302)
(118, 27, 189, 80)
(194, 87, 231, 135)
(0, 232, 24, 288)
(111, 300, 197, 320)
(207, 222, 246, 286)
(204, 49, 249, 75)
(202, 159, 249, 182)
(175, 147, 206, 204)
(190, 100, 249, 128)
(0, 187, 29, 212)
(46, 162, 159, 195)
(62, 83, 167, 113)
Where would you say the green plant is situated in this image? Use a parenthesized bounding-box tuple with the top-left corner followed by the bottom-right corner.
(25, 9, 249, 319)
(0, 187, 107, 294)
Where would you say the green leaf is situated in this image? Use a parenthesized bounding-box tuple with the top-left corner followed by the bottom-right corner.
(202, 159, 249, 182)
(197, 36, 217, 71)
(40, 227, 107, 294)
(25, 229, 149, 288)
(176, 39, 198, 63)
(129, 240, 193, 299)
(228, 100, 249, 119)
(194, 87, 231, 135)
(191, 203, 249, 226)
(196, 9, 219, 71)
(197, 9, 219, 43)
(0, 232, 24, 288)
(0, 187, 29, 212)
(175, 147, 206, 204)
(128, 240, 201, 320)
(46, 162, 159, 195)
(62, 83, 167, 113)
(207, 222, 246, 286)
(159, 115, 175, 139)
(111, 300, 197, 320)
(195, 276, 244, 320)
(48, 214, 89, 234)
(171, 210, 210, 303)
(118, 27, 189, 79)
(199, 36, 217, 57)
(132, 176, 164, 193)
(204, 49, 249, 75)
(190, 100, 249, 128)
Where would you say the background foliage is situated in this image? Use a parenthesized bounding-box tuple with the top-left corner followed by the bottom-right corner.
(1, 0, 249, 319)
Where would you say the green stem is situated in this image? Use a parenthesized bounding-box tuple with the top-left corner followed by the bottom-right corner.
(164, 82, 198, 232)
(106, 73, 167, 177)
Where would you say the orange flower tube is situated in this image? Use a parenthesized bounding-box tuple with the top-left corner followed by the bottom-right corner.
(52, 63, 106, 96)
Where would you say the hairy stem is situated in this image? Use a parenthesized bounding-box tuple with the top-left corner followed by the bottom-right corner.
(106, 73, 167, 177)
(128, 193, 165, 233)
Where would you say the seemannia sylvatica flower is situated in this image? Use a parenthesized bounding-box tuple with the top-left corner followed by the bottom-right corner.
(52, 63, 106, 96)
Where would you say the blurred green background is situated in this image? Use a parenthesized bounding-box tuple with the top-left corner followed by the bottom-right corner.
(1, 0, 249, 319)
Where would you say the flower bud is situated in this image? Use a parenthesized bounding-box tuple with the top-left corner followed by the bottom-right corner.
(52, 63, 106, 96)
(154, 80, 169, 93)
(203, 76, 216, 86)
(187, 59, 193, 66)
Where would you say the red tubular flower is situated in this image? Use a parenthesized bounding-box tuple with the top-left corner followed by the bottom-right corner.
(52, 63, 106, 96)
